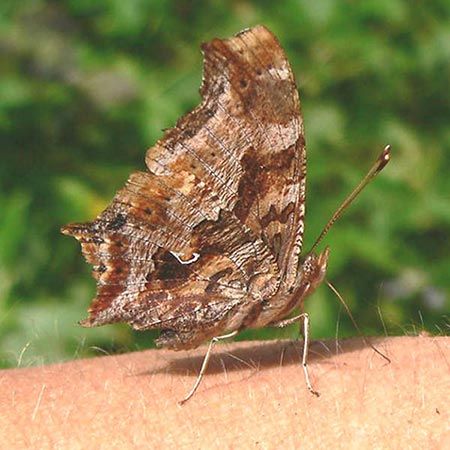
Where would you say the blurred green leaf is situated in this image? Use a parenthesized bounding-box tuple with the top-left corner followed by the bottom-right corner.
(0, 0, 448, 368)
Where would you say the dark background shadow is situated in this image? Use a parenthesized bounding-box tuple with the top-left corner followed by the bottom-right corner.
(139, 337, 390, 377)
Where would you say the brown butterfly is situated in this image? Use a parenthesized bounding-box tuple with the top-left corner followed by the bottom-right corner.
(62, 25, 390, 403)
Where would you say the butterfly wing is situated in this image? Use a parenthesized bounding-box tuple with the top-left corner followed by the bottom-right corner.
(62, 26, 306, 347)
(146, 25, 307, 287)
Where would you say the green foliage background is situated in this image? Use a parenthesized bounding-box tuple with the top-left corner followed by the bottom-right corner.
(1, 1, 449, 368)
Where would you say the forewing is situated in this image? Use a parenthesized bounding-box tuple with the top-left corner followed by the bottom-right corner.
(146, 25, 307, 286)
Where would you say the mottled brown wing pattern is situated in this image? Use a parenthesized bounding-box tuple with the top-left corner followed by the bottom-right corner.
(62, 25, 307, 349)
(146, 25, 306, 285)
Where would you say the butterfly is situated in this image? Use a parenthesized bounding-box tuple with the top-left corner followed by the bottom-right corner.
(62, 25, 390, 403)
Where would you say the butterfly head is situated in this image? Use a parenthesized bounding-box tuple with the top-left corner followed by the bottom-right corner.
(298, 246, 330, 298)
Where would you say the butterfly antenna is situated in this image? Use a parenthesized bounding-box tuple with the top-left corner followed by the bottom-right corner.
(309, 145, 391, 255)
(326, 280, 390, 363)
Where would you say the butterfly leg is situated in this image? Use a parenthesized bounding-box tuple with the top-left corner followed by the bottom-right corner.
(179, 330, 238, 405)
(271, 312, 319, 397)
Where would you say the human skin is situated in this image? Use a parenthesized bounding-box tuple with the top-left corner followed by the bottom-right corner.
(0, 336, 448, 449)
